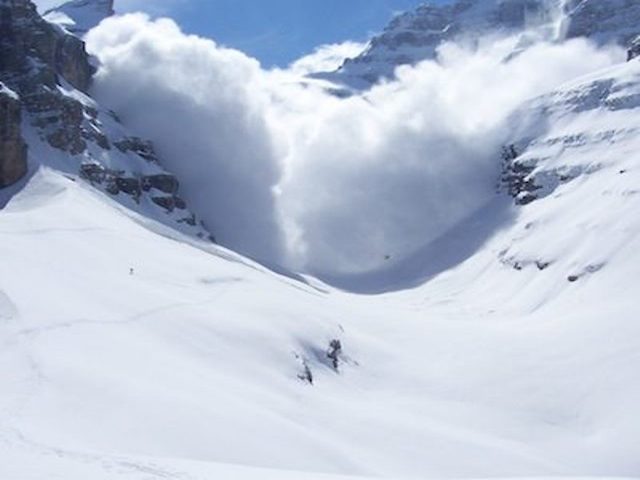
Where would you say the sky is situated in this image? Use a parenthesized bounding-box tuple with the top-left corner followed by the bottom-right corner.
(156, 0, 429, 67)
(34, 0, 448, 67)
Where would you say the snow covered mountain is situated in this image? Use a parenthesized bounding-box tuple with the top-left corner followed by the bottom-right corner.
(1, 0, 640, 479)
(323, 0, 640, 89)
(2, 58, 640, 478)
(0, 0, 211, 238)
(43, 0, 114, 35)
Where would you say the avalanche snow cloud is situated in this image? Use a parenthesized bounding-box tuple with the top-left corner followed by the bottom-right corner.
(86, 14, 622, 276)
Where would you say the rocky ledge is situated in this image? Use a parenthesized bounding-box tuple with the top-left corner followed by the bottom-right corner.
(0, 0, 213, 241)
(0, 85, 27, 187)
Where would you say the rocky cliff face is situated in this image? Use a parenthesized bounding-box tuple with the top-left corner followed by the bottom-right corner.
(0, 0, 213, 240)
(499, 58, 640, 207)
(320, 0, 563, 88)
(629, 35, 640, 61)
(0, 0, 93, 187)
(562, 0, 640, 47)
(0, 0, 94, 158)
(0, 84, 27, 187)
(0, 0, 93, 92)
(324, 0, 640, 89)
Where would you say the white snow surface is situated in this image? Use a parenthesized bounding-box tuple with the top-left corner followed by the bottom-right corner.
(1, 58, 640, 479)
(0, 82, 19, 101)
(2, 2, 640, 479)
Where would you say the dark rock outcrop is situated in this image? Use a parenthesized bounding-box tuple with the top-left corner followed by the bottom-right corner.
(562, 0, 640, 48)
(141, 174, 179, 194)
(0, 0, 94, 93)
(115, 177, 141, 197)
(79, 163, 186, 211)
(0, 87, 27, 187)
(0, 1, 212, 239)
(629, 35, 640, 61)
(0, 0, 95, 156)
(114, 137, 159, 163)
(151, 195, 176, 212)
(327, 0, 640, 89)
(499, 145, 540, 205)
(327, 0, 563, 87)
(326, 339, 343, 371)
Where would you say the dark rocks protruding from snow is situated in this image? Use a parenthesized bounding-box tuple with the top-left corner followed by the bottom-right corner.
(173, 196, 187, 210)
(629, 35, 640, 62)
(151, 195, 177, 212)
(295, 354, 314, 385)
(499, 251, 553, 272)
(56, 33, 94, 91)
(0, 0, 94, 93)
(114, 137, 159, 163)
(0, 87, 27, 187)
(327, 339, 343, 371)
(115, 177, 141, 197)
(326, 0, 569, 87)
(0, 1, 214, 241)
(327, 0, 640, 89)
(38, 95, 87, 154)
(499, 145, 540, 205)
(80, 163, 186, 211)
(562, 0, 640, 49)
(0, 0, 95, 155)
(567, 263, 605, 283)
(141, 174, 179, 195)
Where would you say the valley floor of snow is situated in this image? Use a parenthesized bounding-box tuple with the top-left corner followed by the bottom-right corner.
(1, 153, 639, 480)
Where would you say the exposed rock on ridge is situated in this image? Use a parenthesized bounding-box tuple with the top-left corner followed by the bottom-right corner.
(0, 0, 94, 93)
(561, 0, 640, 47)
(322, 0, 564, 88)
(0, 0, 213, 241)
(324, 0, 640, 89)
(0, 85, 27, 187)
(629, 35, 640, 61)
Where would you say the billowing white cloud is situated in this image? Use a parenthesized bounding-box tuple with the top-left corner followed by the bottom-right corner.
(286, 41, 366, 76)
(276, 39, 622, 274)
(87, 14, 285, 263)
(86, 14, 623, 276)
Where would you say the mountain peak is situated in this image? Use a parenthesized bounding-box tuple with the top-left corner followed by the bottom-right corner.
(322, 0, 639, 89)
(44, 0, 114, 36)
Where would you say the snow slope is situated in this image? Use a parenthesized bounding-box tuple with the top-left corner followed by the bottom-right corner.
(1, 1, 640, 479)
(1, 58, 640, 480)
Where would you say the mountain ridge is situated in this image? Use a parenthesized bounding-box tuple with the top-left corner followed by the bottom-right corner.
(0, 0, 213, 240)
(321, 0, 640, 89)
(43, 0, 114, 35)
